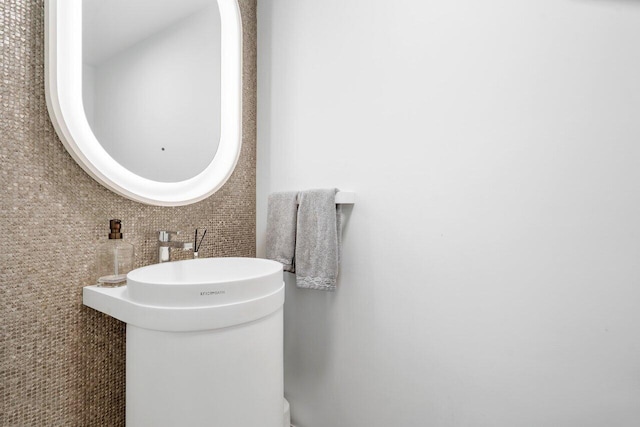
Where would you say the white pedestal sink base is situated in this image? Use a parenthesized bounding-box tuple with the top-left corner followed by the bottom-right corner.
(83, 258, 286, 426)
(126, 308, 284, 427)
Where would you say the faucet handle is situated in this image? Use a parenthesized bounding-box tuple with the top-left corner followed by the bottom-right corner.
(158, 230, 180, 242)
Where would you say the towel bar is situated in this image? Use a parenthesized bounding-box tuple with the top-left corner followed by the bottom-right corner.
(295, 191, 355, 205)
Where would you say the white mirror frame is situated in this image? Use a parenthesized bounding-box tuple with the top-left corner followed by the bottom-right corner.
(45, 0, 242, 206)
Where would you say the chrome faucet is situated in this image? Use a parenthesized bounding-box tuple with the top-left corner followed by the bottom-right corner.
(158, 231, 194, 263)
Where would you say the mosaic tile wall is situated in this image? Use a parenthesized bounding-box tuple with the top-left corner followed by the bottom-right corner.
(0, 0, 257, 425)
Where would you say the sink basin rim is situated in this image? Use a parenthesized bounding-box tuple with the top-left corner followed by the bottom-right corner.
(127, 257, 282, 287)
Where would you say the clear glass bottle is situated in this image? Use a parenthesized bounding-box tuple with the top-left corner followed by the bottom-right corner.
(96, 219, 134, 287)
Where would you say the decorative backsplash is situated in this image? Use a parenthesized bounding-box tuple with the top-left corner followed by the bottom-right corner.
(0, 0, 257, 425)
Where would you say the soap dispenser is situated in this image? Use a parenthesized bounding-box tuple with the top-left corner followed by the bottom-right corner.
(96, 219, 134, 287)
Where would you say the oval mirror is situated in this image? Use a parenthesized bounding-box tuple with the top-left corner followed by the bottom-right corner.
(45, 0, 242, 206)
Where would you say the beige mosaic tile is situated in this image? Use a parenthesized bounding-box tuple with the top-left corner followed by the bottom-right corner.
(0, 0, 257, 425)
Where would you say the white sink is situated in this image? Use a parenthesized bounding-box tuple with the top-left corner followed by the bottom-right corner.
(82, 257, 286, 426)
(127, 257, 283, 307)
(83, 257, 284, 332)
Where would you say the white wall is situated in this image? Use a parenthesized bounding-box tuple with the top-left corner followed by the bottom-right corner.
(257, 1, 640, 426)
(89, 6, 220, 182)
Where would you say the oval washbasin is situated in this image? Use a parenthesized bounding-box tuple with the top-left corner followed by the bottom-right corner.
(126, 257, 283, 308)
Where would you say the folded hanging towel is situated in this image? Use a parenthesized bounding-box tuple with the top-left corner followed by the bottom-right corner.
(295, 189, 342, 291)
(265, 191, 298, 272)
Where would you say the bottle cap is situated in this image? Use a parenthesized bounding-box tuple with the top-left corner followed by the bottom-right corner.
(108, 219, 123, 239)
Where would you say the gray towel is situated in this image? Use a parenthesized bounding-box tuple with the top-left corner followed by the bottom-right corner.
(295, 189, 342, 291)
(265, 191, 298, 272)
